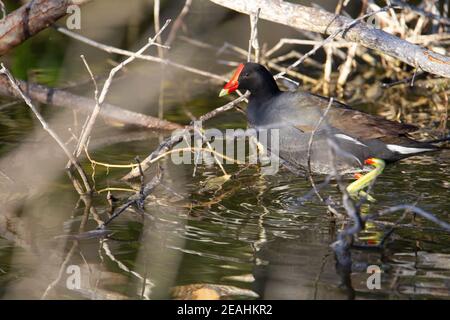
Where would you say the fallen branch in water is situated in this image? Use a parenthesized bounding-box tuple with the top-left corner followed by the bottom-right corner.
(366, 205, 450, 232)
(209, 0, 450, 78)
(101, 161, 163, 228)
(0, 74, 181, 131)
(0, 0, 91, 56)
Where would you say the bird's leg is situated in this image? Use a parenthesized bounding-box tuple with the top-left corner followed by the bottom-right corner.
(346, 158, 386, 202)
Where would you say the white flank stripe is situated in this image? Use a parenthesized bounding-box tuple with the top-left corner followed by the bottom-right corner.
(386, 144, 434, 154)
(334, 134, 367, 147)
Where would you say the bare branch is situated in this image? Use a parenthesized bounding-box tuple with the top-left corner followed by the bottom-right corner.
(0, 1, 6, 22)
(209, 0, 450, 78)
(153, 0, 164, 59)
(56, 26, 226, 83)
(0, 0, 91, 56)
(0, 75, 181, 131)
(75, 20, 172, 158)
(337, 43, 358, 94)
(247, 8, 261, 63)
(273, 6, 398, 81)
(102, 166, 163, 227)
(366, 205, 450, 232)
(306, 98, 333, 204)
(0, 64, 92, 193)
(165, 0, 193, 47)
(74, 55, 99, 157)
(122, 93, 249, 180)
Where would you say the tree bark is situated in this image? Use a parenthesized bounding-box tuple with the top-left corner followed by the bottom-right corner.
(209, 0, 450, 78)
(0, 0, 90, 56)
(0, 75, 182, 131)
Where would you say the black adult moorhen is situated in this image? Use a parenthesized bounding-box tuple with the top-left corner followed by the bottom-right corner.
(219, 62, 443, 175)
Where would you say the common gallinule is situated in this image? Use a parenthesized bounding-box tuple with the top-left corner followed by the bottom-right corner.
(219, 62, 444, 177)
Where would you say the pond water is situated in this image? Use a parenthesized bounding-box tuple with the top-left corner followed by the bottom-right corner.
(0, 0, 449, 300)
(0, 95, 449, 300)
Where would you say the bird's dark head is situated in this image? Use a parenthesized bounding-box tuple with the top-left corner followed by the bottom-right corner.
(219, 62, 280, 98)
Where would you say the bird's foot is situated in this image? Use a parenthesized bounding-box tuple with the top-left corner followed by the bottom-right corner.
(346, 158, 386, 202)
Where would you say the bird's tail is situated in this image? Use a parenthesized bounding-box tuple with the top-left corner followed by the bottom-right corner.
(421, 135, 450, 149)
(421, 135, 450, 144)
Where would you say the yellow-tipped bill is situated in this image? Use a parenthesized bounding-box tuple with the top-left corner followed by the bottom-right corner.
(219, 63, 244, 97)
(219, 88, 229, 97)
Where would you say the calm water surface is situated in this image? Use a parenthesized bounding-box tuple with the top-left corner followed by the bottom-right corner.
(1, 99, 449, 300)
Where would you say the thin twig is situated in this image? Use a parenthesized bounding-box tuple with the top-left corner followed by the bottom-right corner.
(0, 64, 92, 193)
(265, 38, 353, 58)
(154, 0, 166, 119)
(100, 168, 164, 228)
(56, 26, 225, 82)
(153, 0, 164, 59)
(273, 6, 397, 81)
(217, 42, 317, 84)
(390, 0, 450, 26)
(247, 8, 261, 63)
(366, 205, 450, 232)
(0, 0, 5, 22)
(165, 0, 193, 46)
(73, 55, 99, 158)
(337, 43, 358, 94)
(74, 20, 172, 159)
(323, 44, 333, 95)
(122, 92, 249, 180)
(306, 97, 334, 204)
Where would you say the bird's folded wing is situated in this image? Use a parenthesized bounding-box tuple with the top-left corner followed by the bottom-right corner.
(289, 92, 418, 141)
(327, 108, 418, 140)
